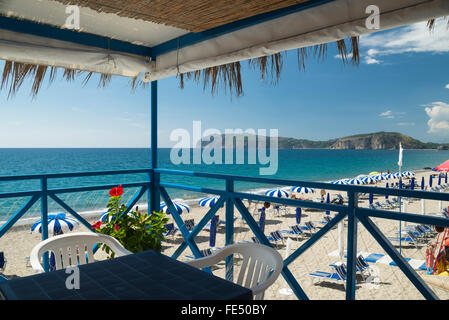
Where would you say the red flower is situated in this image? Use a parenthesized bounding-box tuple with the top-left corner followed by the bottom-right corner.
(109, 185, 124, 197)
(114, 224, 120, 232)
(91, 221, 102, 230)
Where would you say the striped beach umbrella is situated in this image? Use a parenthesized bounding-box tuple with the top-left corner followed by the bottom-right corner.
(361, 176, 377, 184)
(402, 171, 415, 177)
(99, 211, 116, 223)
(384, 173, 395, 180)
(347, 178, 364, 185)
(160, 199, 190, 215)
(295, 207, 302, 225)
(31, 213, 79, 235)
(198, 196, 219, 207)
(325, 193, 330, 215)
(265, 188, 290, 198)
(330, 179, 348, 185)
(372, 174, 386, 181)
(291, 186, 315, 194)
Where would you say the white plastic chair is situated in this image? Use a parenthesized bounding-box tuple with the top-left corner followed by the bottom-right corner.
(30, 232, 132, 273)
(184, 243, 283, 300)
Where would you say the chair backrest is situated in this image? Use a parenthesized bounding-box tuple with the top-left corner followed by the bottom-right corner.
(291, 225, 303, 234)
(334, 262, 347, 280)
(184, 219, 195, 231)
(30, 232, 132, 273)
(356, 254, 369, 270)
(185, 243, 283, 300)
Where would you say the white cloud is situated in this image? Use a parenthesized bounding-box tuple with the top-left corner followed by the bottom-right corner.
(365, 57, 381, 64)
(360, 18, 449, 64)
(445, 84, 449, 89)
(379, 110, 394, 118)
(397, 122, 415, 126)
(425, 102, 449, 134)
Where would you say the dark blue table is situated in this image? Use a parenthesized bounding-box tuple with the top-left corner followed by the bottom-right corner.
(0, 250, 253, 300)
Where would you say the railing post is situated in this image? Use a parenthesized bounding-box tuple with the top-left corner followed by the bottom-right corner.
(41, 177, 49, 272)
(225, 178, 234, 282)
(149, 80, 160, 214)
(346, 190, 358, 300)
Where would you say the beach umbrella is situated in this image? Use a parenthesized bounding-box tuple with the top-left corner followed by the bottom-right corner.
(434, 159, 449, 172)
(31, 213, 79, 235)
(198, 196, 219, 207)
(361, 176, 377, 184)
(330, 179, 348, 185)
(346, 178, 364, 185)
(421, 176, 425, 190)
(373, 174, 386, 181)
(209, 215, 218, 247)
(429, 175, 433, 188)
(291, 186, 315, 194)
(259, 208, 266, 233)
(295, 207, 302, 225)
(410, 178, 415, 190)
(403, 171, 415, 177)
(325, 193, 330, 215)
(384, 173, 395, 180)
(438, 174, 442, 186)
(446, 173, 448, 184)
(160, 199, 190, 215)
(369, 193, 373, 205)
(385, 183, 389, 199)
(265, 188, 290, 198)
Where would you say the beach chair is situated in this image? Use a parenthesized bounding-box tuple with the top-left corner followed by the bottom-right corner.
(388, 231, 421, 249)
(310, 261, 347, 287)
(185, 243, 283, 300)
(301, 221, 317, 234)
(30, 232, 132, 273)
(268, 231, 285, 247)
(163, 223, 178, 238)
(288, 225, 304, 240)
(184, 219, 195, 232)
(184, 247, 219, 260)
(251, 237, 260, 244)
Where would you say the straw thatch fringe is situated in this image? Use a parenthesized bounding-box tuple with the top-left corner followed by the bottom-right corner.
(177, 36, 359, 97)
(427, 17, 449, 31)
(0, 60, 147, 98)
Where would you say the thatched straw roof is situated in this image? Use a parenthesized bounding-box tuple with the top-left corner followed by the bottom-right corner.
(52, 0, 311, 32)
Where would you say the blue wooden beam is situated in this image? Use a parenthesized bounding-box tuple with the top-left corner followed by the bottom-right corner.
(151, 0, 336, 58)
(0, 15, 151, 57)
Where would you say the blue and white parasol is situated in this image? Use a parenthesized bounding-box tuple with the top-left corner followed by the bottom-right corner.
(198, 196, 220, 207)
(361, 176, 377, 184)
(290, 186, 315, 194)
(160, 199, 190, 215)
(99, 211, 116, 223)
(346, 178, 364, 185)
(265, 188, 290, 198)
(402, 171, 415, 177)
(330, 179, 348, 185)
(31, 213, 79, 235)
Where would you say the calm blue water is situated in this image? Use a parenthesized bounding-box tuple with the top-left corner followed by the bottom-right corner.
(0, 148, 448, 220)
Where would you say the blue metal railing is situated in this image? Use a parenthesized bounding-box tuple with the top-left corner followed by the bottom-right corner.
(1, 168, 449, 300)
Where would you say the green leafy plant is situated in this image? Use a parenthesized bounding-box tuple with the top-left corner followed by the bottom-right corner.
(92, 185, 169, 258)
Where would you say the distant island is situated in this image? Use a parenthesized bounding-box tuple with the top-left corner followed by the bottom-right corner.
(200, 132, 449, 150)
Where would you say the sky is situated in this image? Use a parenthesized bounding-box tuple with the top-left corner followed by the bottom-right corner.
(0, 18, 449, 148)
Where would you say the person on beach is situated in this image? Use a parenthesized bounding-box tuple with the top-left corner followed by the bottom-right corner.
(320, 189, 326, 202)
(434, 238, 449, 276)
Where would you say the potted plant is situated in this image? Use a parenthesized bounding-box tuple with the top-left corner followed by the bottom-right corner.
(92, 185, 169, 258)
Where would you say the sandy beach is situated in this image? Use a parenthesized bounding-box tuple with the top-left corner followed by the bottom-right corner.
(1, 169, 449, 300)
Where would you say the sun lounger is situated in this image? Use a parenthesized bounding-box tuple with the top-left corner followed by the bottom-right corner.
(388, 231, 421, 249)
(310, 261, 347, 287)
(163, 223, 178, 238)
(300, 221, 317, 234)
(268, 231, 285, 247)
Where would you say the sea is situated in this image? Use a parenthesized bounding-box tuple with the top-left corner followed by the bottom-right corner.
(0, 148, 448, 222)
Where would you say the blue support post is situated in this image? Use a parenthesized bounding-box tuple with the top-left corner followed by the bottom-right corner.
(346, 191, 358, 300)
(225, 179, 234, 282)
(41, 177, 49, 272)
(149, 80, 160, 214)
